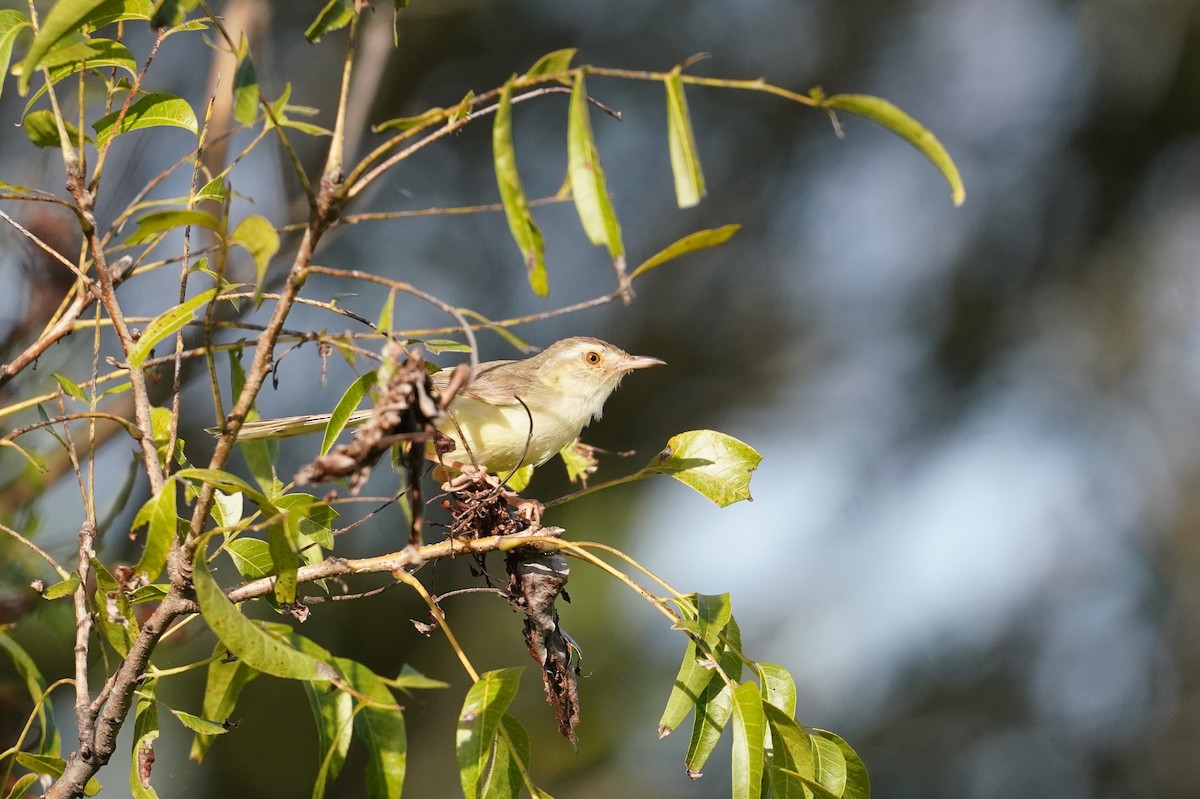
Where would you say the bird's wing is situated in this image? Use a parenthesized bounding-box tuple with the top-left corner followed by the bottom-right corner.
(431, 359, 527, 406)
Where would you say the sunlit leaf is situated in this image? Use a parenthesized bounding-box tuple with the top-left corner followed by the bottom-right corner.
(523, 48, 575, 79)
(306, 0, 355, 42)
(642, 430, 761, 507)
(225, 538, 273, 580)
(126, 210, 221, 245)
(232, 34, 259, 126)
(93, 92, 198, 147)
(567, 72, 623, 257)
(629, 224, 740, 280)
(494, 79, 548, 296)
(91, 557, 137, 656)
(373, 106, 445, 134)
(53, 373, 86, 401)
(341, 659, 407, 799)
(457, 668, 523, 799)
(757, 663, 797, 717)
(731, 681, 765, 799)
(814, 729, 870, 799)
(168, 709, 228, 736)
(131, 479, 178, 583)
(192, 533, 337, 681)
(665, 70, 706, 208)
(17, 0, 149, 95)
(230, 214, 279, 297)
(685, 680, 732, 778)
(322, 369, 378, 456)
(820, 92, 965, 206)
(127, 288, 218, 367)
(0, 10, 30, 104)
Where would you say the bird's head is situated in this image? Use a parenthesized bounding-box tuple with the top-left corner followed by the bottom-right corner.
(532, 336, 665, 420)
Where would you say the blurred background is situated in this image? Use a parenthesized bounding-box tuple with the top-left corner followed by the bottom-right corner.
(2, 0, 1199, 796)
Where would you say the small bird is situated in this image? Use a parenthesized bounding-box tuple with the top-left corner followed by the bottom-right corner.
(234, 337, 665, 476)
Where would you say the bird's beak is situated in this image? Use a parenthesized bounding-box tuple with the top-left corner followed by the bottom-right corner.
(620, 354, 667, 371)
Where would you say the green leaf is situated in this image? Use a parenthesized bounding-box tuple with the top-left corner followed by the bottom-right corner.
(131, 478, 178, 582)
(230, 215, 279, 297)
(0, 627, 59, 755)
(225, 538, 273, 580)
(731, 681, 765, 799)
(757, 662, 797, 717)
(567, 72, 623, 257)
(91, 557, 138, 656)
(821, 93, 965, 206)
(53, 373, 86, 401)
(40, 574, 80, 600)
(189, 644, 259, 762)
(227, 348, 278, 493)
(523, 48, 575, 79)
(36, 37, 136, 80)
(151, 0, 201, 29)
(658, 632, 715, 736)
(23, 109, 83, 148)
(665, 70, 706, 208)
(192, 533, 337, 681)
(764, 704, 817, 798)
(629, 224, 740, 280)
(373, 106, 446, 134)
(13, 752, 101, 796)
(684, 680, 732, 778)
(16, 0, 116, 95)
(322, 369, 378, 456)
(168, 708, 228, 736)
(130, 685, 160, 799)
(341, 659, 407, 799)
(194, 176, 227, 203)
(457, 668, 523, 799)
(642, 429, 761, 507)
(385, 665, 450, 692)
(0, 10, 30, 104)
(674, 592, 732, 648)
(232, 34, 259, 126)
(482, 714, 532, 799)
(305, 0, 355, 42)
(127, 287, 218, 367)
(126, 209, 221, 245)
(93, 92, 198, 147)
(810, 731, 848, 797)
(3, 774, 40, 799)
(494, 79, 548, 296)
(814, 730, 870, 799)
(308, 673, 354, 799)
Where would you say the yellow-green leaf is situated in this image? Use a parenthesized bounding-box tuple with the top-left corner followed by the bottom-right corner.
(168, 708, 228, 736)
(192, 534, 336, 681)
(189, 643, 258, 762)
(523, 48, 576, 79)
(40, 574, 80, 600)
(305, 0, 355, 42)
(0, 10, 29, 104)
(230, 215, 279, 296)
(822, 92, 965, 206)
(131, 479, 178, 583)
(232, 34, 259, 127)
(731, 682, 765, 799)
(642, 430, 761, 507)
(458, 668, 523, 799)
(630, 224, 740, 280)
(665, 70, 705, 208)
(494, 79, 548, 296)
(128, 288, 218, 367)
(93, 92, 198, 147)
(127, 209, 220, 245)
(567, 72, 623, 257)
(22, 109, 83, 148)
(322, 369, 378, 456)
(17, 0, 149, 95)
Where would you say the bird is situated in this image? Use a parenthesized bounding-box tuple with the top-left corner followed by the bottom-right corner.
(232, 337, 665, 477)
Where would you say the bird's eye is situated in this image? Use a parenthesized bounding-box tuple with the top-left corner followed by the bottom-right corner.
(584, 350, 603, 365)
